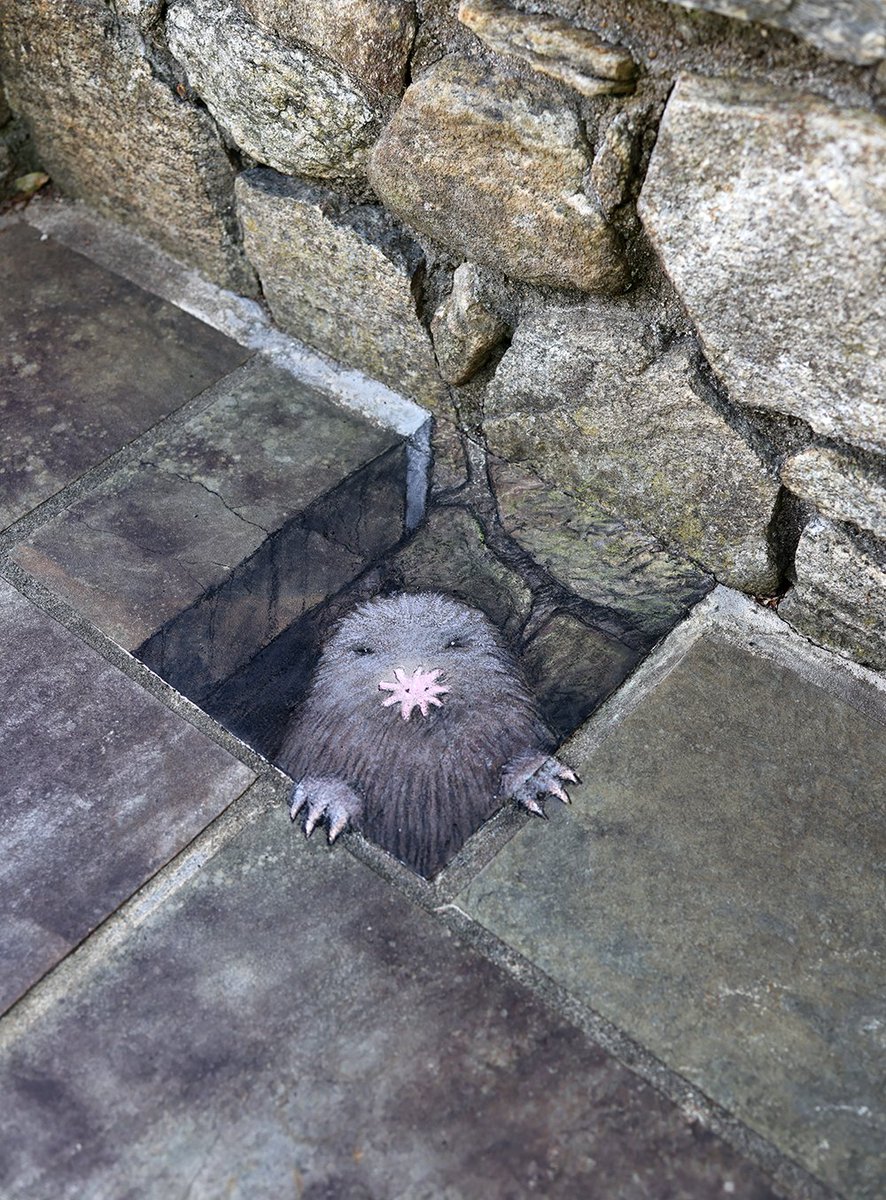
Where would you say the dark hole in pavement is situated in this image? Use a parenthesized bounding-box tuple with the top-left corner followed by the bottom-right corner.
(132, 513, 645, 877)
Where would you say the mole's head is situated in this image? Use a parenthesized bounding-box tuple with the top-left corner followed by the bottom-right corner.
(315, 592, 512, 722)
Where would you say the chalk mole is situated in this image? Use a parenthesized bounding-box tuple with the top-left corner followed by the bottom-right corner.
(279, 591, 577, 877)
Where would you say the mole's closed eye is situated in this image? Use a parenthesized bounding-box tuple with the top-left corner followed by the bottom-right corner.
(444, 637, 470, 650)
(350, 645, 374, 656)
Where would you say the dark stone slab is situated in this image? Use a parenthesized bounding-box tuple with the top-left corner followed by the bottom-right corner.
(457, 634, 886, 1199)
(522, 611, 637, 741)
(0, 806, 779, 1199)
(0, 222, 251, 530)
(0, 580, 254, 1015)
(14, 357, 407, 699)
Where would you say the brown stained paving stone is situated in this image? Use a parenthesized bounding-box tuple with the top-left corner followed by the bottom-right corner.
(12, 358, 405, 690)
(0, 805, 780, 1199)
(0, 579, 254, 1017)
(0, 223, 251, 532)
(457, 635, 886, 1199)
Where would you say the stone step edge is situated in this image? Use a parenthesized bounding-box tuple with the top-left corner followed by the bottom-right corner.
(20, 197, 432, 528)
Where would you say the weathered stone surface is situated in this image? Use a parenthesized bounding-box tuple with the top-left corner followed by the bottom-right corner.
(491, 460, 712, 639)
(0, 76, 10, 127)
(430, 414, 471, 494)
(13, 357, 406, 696)
(430, 263, 507, 385)
(485, 305, 781, 592)
(388, 506, 532, 639)
(591, 110, 640, 214)
(0, 223, 251, 532)
(0, 579, 254, 1016)
(240, 0, 416, 101)
(457, 632, 886, 1199)
(369, 56, 627, 293)
(0, 0, 255, 292)
(781, 447, 886, 541)
(522, 611, 637, 738)
(457, 0, 636, 96)
(166, 0, 379, 180)
(639, 75, 886, 454)
(781, 518, 886, 670)
(660, 0, 886, 65)
(237, 168, 447, 409)
(0, 806, 780, 1199)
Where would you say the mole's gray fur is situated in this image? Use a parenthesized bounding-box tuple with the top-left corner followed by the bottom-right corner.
(279, 591, 576, 877)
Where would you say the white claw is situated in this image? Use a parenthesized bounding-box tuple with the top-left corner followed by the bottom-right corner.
(289, 783, 307, 820)
(558, 765, 579, 784)
(304, 806, 323, 838)
(327, 811, 349, 843)
(548, 782, 570, 804)
(524, 797, 547, 818)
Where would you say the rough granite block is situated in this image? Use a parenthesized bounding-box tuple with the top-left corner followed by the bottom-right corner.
(0, 580, 254, 1015)
(0, 807, 779, 1199)
(0, 223, 251, 532)
(0, 0, 256, 290)
(639, 75, 886, 454)
(13, 357, 408, 700)
(457, 634, 886, 1199)
(237, 168, 447, 410)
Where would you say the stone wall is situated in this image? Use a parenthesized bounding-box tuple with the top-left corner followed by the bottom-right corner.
(1, 0, 884, 669)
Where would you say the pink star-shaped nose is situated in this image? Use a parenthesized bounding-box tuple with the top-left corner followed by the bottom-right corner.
(378, 667, 450, 720)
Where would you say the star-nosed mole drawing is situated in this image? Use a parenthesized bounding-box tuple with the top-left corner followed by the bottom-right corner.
(279, 592, 577, 877)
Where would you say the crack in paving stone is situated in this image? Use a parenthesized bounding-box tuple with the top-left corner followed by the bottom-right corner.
(143, 462, 272, 536)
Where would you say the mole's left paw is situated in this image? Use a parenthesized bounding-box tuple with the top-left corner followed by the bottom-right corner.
(501, 753, 579, 818)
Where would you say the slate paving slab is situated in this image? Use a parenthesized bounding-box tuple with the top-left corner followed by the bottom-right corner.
(0, 221, 251, 531)
(0, 579, 255, 1016)
(0, 805, 780, 1200)
(456, 625, 886, 1199)
(13, 355, 408, 700)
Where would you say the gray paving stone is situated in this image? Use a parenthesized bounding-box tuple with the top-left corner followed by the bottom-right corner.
(457, 633, 886, 1199)
(0, 806, 779, 1199)
(0, 222, 251, 531)
(0, 580, 254, 1016)
(14, 356, 407, 699)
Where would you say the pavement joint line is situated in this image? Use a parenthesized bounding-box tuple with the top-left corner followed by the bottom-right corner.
(0, 558, 274, 776)
(22, 196, 432, 442)
(0, 356, 265, 558)
(439, 905, 842, 1200)
(0, 774, 283, 1046)
(331, 822, 839, 1200)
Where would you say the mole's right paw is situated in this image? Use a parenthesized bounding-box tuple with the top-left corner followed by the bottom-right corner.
(289, 776, 363, 843)
(501, 753, 579, 818)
